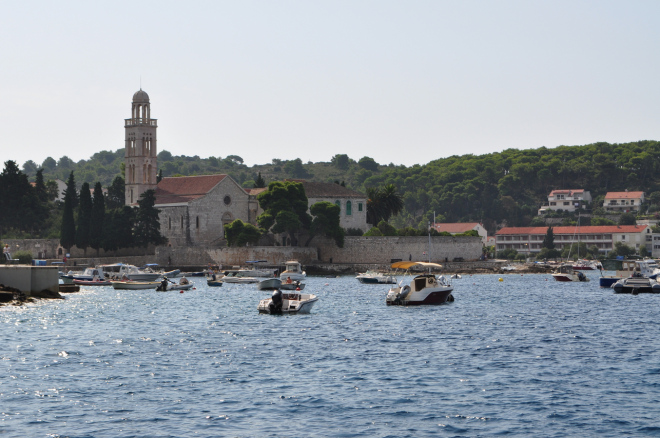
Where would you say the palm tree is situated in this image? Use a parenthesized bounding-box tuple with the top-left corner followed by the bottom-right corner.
(367, 184, 404, 225)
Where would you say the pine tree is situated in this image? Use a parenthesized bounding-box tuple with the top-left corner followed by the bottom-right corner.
(60, 172, 77, 251)
(254, 172, 266, 188)
(90, 182, 105, 255)
(75, 182, 92, 255)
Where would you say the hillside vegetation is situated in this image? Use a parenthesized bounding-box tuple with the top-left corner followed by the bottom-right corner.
(20, 140, 660, 234)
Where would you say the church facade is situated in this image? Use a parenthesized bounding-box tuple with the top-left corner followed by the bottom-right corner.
(124, 90, 368, 247)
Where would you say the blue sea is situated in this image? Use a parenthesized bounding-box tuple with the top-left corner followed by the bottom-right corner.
(2, 271, 660, 437)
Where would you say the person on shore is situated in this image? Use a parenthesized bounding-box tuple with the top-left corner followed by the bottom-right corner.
(3, 244, 10, 260)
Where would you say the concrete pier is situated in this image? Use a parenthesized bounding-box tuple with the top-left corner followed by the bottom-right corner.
(0, 265, 59, 296)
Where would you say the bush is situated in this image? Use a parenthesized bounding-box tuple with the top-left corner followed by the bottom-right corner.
(364, 227, 383, 236)
(345, 228, 364, 236)
(497, 249, 518, 260)
(14, 250, 33, 264)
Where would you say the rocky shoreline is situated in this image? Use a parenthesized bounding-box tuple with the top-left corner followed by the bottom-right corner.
(0, 284, 63, 308)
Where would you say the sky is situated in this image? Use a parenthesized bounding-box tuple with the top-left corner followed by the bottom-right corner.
(1, 1, 659, 169)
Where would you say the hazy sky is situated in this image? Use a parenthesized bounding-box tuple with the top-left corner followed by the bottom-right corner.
(2, 1, 659, 169)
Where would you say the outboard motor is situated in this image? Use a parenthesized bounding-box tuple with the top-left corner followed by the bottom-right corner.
(269, 289, 283, 314)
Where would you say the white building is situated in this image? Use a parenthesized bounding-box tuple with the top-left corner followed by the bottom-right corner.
(495, 225, 653, 255)
(433, 222, 488, 245)
(603, 191, 645, 213)
(538, 189, 591, 215)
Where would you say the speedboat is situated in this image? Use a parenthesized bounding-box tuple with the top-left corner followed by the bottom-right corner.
(355, 271, 396, 284)
(207, 279, 223, 287)
(572, 260, 602, 271)
(258, 290, 318, 314)
(100, 263, 161, 281)
(280, 260, 306, 281)
(552, 264, 589, 282)
(221, 271, 260, 283)
(611, 276, 660, 294)
(281, 281, 305, 291)
(112, 280, 161, 290)
(386, 261, 454, 306)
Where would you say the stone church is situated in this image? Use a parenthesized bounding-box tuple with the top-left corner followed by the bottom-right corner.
(124, 90, 368, 247)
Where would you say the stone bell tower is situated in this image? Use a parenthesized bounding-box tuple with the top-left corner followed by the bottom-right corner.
(125, 89, 158, 205)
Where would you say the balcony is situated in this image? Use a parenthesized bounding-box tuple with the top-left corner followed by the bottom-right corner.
(125, 118, 158, 127)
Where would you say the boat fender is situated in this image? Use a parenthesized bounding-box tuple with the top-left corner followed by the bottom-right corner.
(400, 285, 411, 300)
(447, 294, 454, 302)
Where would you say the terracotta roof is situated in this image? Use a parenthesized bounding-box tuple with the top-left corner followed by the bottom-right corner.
(285, 180, 365, 198)
(434, 223, 481, 233)
(245, 187, 268, 196)
(155, 175, 227, 204)
(496, 225, 648, 235)
(604, 191, 644, 199)
(549, 189, 585, 195)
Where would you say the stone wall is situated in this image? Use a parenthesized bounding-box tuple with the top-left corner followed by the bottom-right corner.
(316, 236, 483, 264)
(0, 239, 154, 261)
(155, 246, 318, 267)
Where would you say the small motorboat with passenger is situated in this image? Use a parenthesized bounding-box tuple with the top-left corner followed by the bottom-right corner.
(385, 261, 454, 306)
(279, 260, 306, 281)
(156, 277, 193, 291)
(112, 280, 161, 290)
(552, 264, 589, 282)
(258, 290, 318, 314)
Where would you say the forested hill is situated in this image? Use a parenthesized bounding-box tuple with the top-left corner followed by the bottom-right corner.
(19, 140, 660, 232)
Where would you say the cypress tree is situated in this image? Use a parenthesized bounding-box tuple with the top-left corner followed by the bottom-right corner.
(90, 182, 105, 255)
(75, 182, 92, 255)
(60, 172, 77, 251)
(542, 226, 555, 249)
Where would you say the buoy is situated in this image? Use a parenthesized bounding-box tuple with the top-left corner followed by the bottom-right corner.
(499, 278, 503, 282)
(180, 290, 184, 293)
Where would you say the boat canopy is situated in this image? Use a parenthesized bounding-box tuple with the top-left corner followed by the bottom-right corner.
(390, 261, 444, 270)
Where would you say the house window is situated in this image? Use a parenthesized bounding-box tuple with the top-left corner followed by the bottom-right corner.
(346, 201, 352, 215)
(181, 216, 184, 228)
(196, 216, 199, 229)
(550, 202, 556, 206)
(169, 217, 171, 230)
(335, 200, 341, 212)
(224, 195, 232, 206)
(358, 203, 363, 212)
(563, 202, 570, 206)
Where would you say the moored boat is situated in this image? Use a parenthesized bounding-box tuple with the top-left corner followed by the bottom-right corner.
(386, 261, 454, 306)
(257, 278, 282, 290)
(258, 290, 318, 314)
(112, 280, 161, 290)
(611, 276, 660, 294)
(551, 264, 589, 282)
(355, 271, 396, 284)
(279, 260, 306, 281)
(207, 280, 223, 287)
(74, 278, 112, 286)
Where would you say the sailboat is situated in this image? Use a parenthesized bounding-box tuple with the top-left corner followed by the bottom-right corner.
(551, 214, 590, 282)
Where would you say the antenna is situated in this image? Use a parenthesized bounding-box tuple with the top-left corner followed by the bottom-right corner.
(140, 75, 142, 90)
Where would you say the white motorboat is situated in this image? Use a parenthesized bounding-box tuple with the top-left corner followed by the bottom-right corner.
(258, 290, 318, 314)
(237, 260, 278, 278)
(221, 271, 260, 284)
(355, 271, 396, 284)
(100, 263, 161, 281)
(280, 260, 306, 281)
(62, 267, 105, 282)
(552, 264, 590, 282)
(112, 280, 161, 290)
(386, 261, 454, 306)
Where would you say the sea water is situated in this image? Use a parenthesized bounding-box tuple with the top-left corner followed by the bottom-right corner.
(2, 271, 660, 437)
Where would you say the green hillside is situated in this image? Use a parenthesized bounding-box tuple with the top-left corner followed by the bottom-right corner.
(20, 140, 660, 233)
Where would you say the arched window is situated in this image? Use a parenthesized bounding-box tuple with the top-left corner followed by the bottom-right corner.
(335, 200, 341, 212)
(346, 200, 352, 216)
